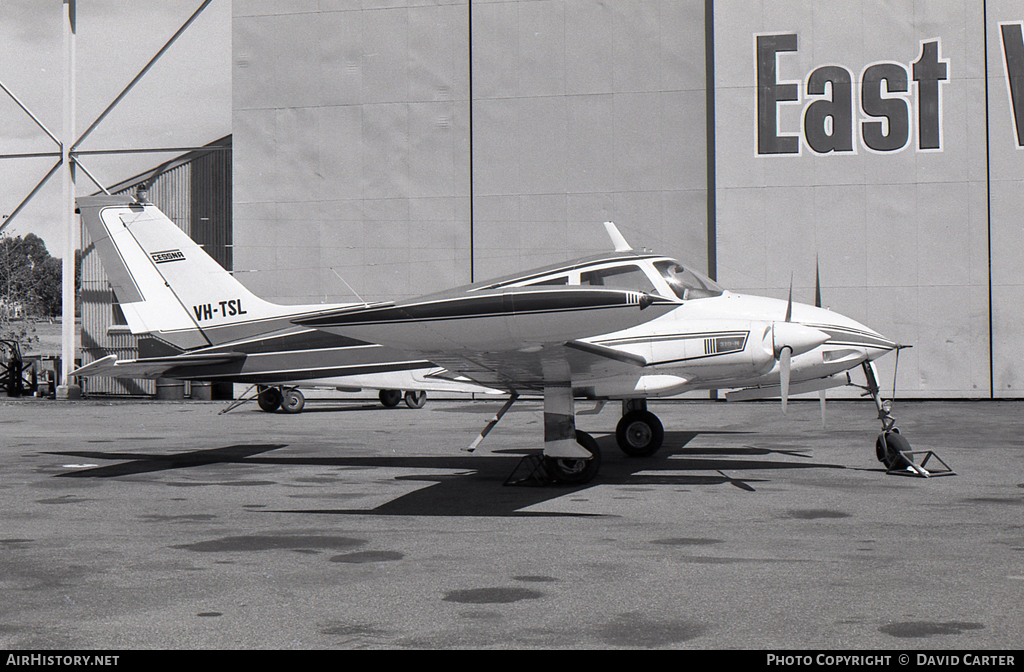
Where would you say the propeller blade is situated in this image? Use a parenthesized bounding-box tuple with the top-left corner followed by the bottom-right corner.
(780, 346, 792, 413)
(819, 389, 827, 428)
(815, 257, 822, 308)
(785, 272, 793, 322)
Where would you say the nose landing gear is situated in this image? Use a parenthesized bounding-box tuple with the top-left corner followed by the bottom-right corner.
(861, 361, 954, 478)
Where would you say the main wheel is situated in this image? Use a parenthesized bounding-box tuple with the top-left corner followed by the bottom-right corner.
(257, 386, 282, 412)
(615, 410, 665, 457)
(404, 390, 427, 409)
(281, 388, 305, 414)
(379, 389, 402, 407)
(876, 430, 913, 470)
(545, 430, 601, 485)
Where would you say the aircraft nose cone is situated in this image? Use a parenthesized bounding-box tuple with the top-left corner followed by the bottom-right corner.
(807, 307, 899, 353)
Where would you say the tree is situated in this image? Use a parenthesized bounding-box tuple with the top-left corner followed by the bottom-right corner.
(0, 232, 64, 320)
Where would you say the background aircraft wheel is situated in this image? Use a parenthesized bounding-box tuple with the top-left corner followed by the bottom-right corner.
(615, 410, 664, 457)
(876, 431, 913, 470)
(379, 389, 402, 407)
(257, 386, 282, 412)
(404, 390, 427, 409)
(545, 430, 601, 485)
(281, 388, 305, 414)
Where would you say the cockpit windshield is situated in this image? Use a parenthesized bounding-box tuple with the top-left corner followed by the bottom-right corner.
(654, 260, 724, 300)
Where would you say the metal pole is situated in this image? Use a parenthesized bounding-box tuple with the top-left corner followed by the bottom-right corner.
(58, 0, 79, 398)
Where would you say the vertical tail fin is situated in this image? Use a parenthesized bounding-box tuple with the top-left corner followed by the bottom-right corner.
(78, 196, 340, 349)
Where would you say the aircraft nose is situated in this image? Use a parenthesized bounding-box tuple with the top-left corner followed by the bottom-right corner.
(808, 308, 899, 355)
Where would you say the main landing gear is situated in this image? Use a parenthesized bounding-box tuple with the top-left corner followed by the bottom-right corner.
(378, 388, 427, 409)
(615, 399, 665, 457)
(221, 385, 429, 414)
(256, 385, 305, 413)
(502, 392, 669, 486)
(502, 387, 602, 486)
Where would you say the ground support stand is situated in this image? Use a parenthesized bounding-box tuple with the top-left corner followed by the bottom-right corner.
(885, 450, 956, 477)
(218, 384, 257, 414)
(860, 359, 954, 478)
(1, 340, 37, 398)
(503, 454, 553, 486)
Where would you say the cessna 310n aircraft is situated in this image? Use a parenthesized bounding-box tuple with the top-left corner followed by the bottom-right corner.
(293, 221, 924, 484)
(74, 194, 926, 485)
(72, 195, 497, 412)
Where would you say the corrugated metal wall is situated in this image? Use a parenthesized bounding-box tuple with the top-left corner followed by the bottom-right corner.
(79, 138, 232, 396)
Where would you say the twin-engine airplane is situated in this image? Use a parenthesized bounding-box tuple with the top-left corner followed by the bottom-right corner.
(74, 194, 923, 485)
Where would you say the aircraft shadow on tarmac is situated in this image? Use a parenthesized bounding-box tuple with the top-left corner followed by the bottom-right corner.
(48, 430, 848, 518)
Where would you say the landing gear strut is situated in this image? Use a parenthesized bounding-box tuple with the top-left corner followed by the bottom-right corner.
(496, 387, 601, 486)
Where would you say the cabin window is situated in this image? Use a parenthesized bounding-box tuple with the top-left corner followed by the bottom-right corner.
(579, 265, 657, 293)
(527, 276, 569, 286)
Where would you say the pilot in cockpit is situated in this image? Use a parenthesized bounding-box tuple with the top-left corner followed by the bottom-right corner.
(654, 260, 723, 301)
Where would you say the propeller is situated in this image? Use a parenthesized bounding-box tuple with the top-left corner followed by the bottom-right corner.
(769, 269, 829, 415)
(780, 274, 794, 413)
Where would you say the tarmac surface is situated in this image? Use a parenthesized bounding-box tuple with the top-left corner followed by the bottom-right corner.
(0, 395, 1022, 650)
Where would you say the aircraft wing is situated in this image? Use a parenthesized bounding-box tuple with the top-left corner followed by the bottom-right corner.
(295, 286, 677, 390)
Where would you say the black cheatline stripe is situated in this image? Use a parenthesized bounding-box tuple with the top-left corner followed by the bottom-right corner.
(175, 360, 435, 381)
(597, 331, 749, 347)
(302, 290, 642, 328)
(308, 303, 636, 328)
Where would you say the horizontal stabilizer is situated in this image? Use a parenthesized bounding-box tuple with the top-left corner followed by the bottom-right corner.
(72, 352, 245, 380)
(725, 374, 849, 402)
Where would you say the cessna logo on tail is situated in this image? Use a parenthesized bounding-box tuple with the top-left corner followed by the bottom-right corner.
(192, 299, 248, 321)
(151, 249, 185, 264)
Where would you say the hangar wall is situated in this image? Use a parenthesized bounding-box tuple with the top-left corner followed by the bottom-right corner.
(232, 0, 710, 306)
(233, 1, 1024, 399)
(713, 0, 1024, 398)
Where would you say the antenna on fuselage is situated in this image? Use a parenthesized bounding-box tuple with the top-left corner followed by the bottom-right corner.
(603, 222, 633, 252)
